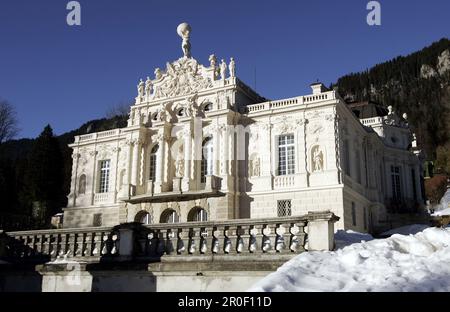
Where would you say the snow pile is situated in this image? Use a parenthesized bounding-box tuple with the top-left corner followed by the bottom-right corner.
(431, 188, 450, 216)
(334, 230, 373, 249)
(249, 227, 450, 292)
(381, 224, 430, 236)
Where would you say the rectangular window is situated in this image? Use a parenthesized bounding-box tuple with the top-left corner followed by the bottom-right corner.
(277, 135, 295, 176)
(351, 202, 356, 226)
(99, 160, 111, 193)
(149, 154, 157, 181)
(391, 166, 402, 201)
(277, 200, 292, 217)
(93, 213, 102, 227)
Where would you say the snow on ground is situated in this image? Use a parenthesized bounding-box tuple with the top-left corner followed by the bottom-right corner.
(380, 224, 430, 236)
(432, 208, 450, 217)
(334, 230, 373, 249)
(249, 226, 450, 292)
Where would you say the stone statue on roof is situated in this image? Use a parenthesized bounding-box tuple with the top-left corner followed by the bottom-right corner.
(177, 23, 192, 58)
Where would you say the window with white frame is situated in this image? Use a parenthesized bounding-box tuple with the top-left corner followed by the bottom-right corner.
(277, 200, 292, 217)
(98, 160, 111, 193)
(149, 144, 158, 181)
(201, 137, 213, 183)
(160, 209, 180, 224)
(391, 165, 402, 201)
(277, 135, 295, 176)
(188, 207, 208, 222)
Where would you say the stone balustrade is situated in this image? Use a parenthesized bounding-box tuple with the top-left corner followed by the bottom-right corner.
(245, 91, 337, 114)
(1, 211, 338, 264)
(0, 227, 117, 263)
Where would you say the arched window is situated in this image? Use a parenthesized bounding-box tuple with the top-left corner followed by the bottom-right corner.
(135, 210, 152, 225)
(149, 145, 159, 181)
(160, 209, 180, 224)
(188, 207, 208, 222)
(201, 137, 213, 183)
(78, 174, 86, 195)
(203, 103, 213, 112)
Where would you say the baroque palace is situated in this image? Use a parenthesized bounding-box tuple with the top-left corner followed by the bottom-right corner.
(63, 23, 424, 233)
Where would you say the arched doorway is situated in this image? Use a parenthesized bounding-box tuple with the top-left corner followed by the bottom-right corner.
(160, 209, 180, 223)
(188, 207, 208, 222)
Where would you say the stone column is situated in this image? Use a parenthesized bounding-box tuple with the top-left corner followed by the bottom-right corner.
(307, 212, 339, 251)
(220, 125, 229, 175)
(69, 152, 80, 207)
(183, 127, 191, 191)
(130, 140, 140, 188)
(213, 126, 220, 176)
(154, 133, 165, 193)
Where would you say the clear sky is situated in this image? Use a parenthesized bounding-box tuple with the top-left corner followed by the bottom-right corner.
(0, 0, 449, 139)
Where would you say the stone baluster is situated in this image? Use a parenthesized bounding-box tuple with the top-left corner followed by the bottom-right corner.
(74, 233, 82, 256)
(295, 221, 307, 252)
(59, 234, 68, 257)
(92, 232, 101, 256)
(176, 228, 187, 255)
(101, 233, 110, 256)
(212, 226, 224, 254)
(200, 226, 212, 254)
(238, 225, 251, 254)
(110, 234, 118, 255)
(84, 232, 93, 257)
(188, 227, 200, 255)
(262, 224, 276, 253)
(165, 229, 175, 255)
(223, 226, 232, 254)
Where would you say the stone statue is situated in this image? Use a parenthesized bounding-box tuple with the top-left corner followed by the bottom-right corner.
(145, 77, 152, 96)
(387, 105, 394, 115)
(253, 157, 260, 176)
(209, 54, 217, 68)
(229, 57, 236, 77)
(154, 68, 162, 80)
(175, 144, 184, 177)
(220, 59, 227, 80)
(137, 79, 145, 97)
(177, 23, 192, 58)
(312, 147, 323, 172)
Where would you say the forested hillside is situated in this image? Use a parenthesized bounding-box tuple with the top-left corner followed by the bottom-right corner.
(333, 38, 450, 168)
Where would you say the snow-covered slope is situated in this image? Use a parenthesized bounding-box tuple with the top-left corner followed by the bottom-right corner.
(249, 227, 450, 292)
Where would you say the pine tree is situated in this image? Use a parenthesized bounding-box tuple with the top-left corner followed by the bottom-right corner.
(28, 125, 64, 226)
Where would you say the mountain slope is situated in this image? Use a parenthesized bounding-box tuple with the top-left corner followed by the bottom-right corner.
(333, 38, 450, 160)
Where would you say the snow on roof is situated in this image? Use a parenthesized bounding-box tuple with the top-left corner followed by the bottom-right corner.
(249, 226, 450, 292)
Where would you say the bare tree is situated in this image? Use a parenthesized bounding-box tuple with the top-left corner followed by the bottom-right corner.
(105, 101, 132, 118)
(0, 99, 19, 144)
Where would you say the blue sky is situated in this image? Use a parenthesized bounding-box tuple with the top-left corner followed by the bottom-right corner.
(0, 0, 449, 139)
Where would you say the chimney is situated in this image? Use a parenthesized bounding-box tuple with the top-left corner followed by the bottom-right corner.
(310, 82, 327, 95)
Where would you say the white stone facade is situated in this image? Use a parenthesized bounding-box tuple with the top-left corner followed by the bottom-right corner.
(62, 24, 423, 233)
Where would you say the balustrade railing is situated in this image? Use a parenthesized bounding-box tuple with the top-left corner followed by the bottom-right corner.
(1, 212, 338, 264)
(134, 216, 309, 258)
(1, 227, 117, 263)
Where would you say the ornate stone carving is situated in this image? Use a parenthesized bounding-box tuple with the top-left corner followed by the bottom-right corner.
(249, 156, 260, 177)
(312, 145, 324, 172)
(145, 77, 152, 96)
(151, 58, 212, 100)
